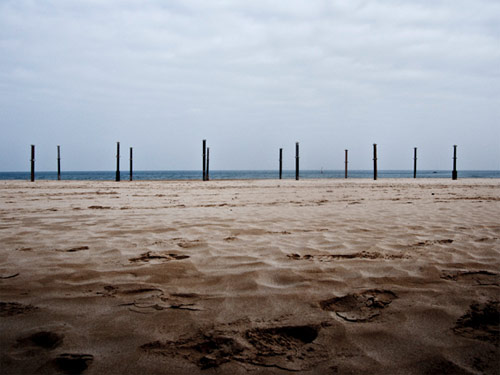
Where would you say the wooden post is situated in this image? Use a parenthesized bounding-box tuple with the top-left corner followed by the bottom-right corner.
(202, 139, 206, 181)
(452, 145, 458, 180)
(413, 147, 417, 179)
(30, 145, 35, 182)
(129, 147, 133, 181)
(345, 149, 348, 179)
(295, 142, 299, 181)
(279, 148, 283, 179)
(57, 145, 61, 181)
(116, 142, 120, 182)
(206, 147, 210, 181)
(373, 144, 377, 180)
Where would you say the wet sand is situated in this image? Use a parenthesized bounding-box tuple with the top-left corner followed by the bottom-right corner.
(0, 179, 499, 374)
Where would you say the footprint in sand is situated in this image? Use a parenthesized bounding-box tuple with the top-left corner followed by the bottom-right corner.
(141, 335, 244, 370)
(57, 246, 89, 253)
(319, 290, 397, 322)
(129, 251, 189, 263)
(176, 240, 203, 248)
(411, 239, 454, 247)
(0, 302, 38, 317)
(0, 273, 19, 279)
(244, 325, 319, 355)
(16, 331, 64, 350)
(441, 271, 499, 286)
(453, 301, 499, 344)
(53, 353, 94, 374)
(288, 252, 406, 261)
(141, 324, 323, 371)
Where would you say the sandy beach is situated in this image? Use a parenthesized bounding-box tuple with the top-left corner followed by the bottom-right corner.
(0, 178, 499, 374)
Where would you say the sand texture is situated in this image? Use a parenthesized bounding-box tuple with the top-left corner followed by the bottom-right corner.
(0, 178, 499, 374)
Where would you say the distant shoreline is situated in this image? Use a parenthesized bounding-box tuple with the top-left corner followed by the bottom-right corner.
(0, 169, 499, 181)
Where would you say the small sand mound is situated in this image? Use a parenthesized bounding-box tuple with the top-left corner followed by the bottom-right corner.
(17, 331, 64, 350)
(53, 353, 94, 374)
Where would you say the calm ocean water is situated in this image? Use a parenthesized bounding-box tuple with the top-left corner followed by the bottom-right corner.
(0, 170, 498, 180)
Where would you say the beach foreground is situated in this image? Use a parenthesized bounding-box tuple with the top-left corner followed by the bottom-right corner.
(0, 179, 499, 374)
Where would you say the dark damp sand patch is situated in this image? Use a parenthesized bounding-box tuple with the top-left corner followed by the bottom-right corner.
(441, 271, 499, 286)
(88, 205, 111, 209)
(129, 251, 189, 263)
(53, 353, 94, 374)
(288, 252, 407, 261)
(319, 290, 397, 322)
(0, 302, 38, 317)
(141, 324, 322, 371)
(16, 331, 64, 350)
(453, 301, 499, 345)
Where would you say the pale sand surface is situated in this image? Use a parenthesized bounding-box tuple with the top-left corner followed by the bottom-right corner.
(0, 179, 499, 374)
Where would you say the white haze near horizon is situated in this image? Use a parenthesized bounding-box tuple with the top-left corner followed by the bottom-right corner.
(1, 0, 499, 172)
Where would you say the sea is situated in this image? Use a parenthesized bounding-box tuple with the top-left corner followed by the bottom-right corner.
(0, 170, 499, 181)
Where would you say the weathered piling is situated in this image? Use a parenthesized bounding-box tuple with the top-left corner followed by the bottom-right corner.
(206, 147, 210, 181)
(295, 142, 299, 181)
(373, 144, 377, 180)
(116, 142, 120, 182)
(345, 149, 348, 179)
(129, 147, 133, 181)
(57, 145, 61, 181)
(30, 145, 35, 182)
(452, 145, 458, 180)
(279, 148, 283, 179)
(413, 147, 417, 179)
(202, 139, 207, 181)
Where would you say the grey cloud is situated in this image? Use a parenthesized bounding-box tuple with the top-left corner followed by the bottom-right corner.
(0, 0, 498, 171)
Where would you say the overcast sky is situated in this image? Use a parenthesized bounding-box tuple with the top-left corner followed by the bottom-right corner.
(1, 0, 499, 172)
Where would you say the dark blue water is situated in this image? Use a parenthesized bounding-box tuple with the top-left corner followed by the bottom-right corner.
(0, 170, 498, 180)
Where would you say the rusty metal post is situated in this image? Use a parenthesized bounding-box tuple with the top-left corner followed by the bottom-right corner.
(373, 144, 377, 180)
